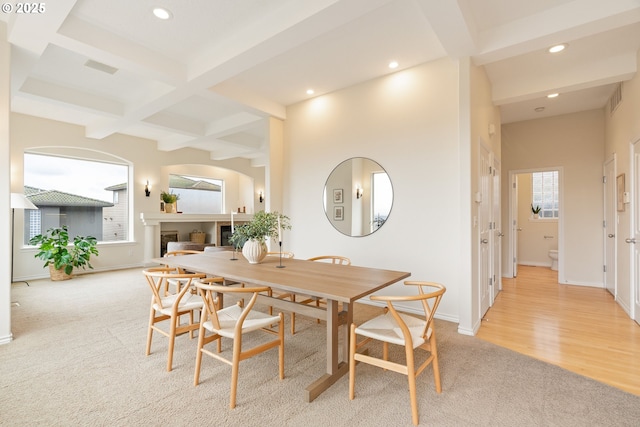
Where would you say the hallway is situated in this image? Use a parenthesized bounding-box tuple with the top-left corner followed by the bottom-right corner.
(476, 265, 640, 396)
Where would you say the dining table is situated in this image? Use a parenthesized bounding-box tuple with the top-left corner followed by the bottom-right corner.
(154, 250, 410, 402)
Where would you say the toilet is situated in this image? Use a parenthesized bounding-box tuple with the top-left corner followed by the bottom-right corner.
(549, 249, 558, 271)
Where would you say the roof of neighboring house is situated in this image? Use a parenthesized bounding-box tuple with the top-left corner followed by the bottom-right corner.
(105, 183, 127, 191)
(25, 186, 114, 208)
(169, 175, 221, 192)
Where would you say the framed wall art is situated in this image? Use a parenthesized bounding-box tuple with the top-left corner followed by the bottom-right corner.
(334, 206, 344, 221)
(333, 189, 343, 204)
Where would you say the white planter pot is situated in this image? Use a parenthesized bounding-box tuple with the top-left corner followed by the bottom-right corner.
(242, 239, 267, 264)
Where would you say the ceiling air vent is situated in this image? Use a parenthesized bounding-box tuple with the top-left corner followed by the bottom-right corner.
(609, 83, 622, 115)
(84, 59, 118, 75)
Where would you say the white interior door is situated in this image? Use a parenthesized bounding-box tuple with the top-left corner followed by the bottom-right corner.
(511, 174, 519, 277)
(492, 158, 502, 303)
(632, 140, 640, 324)
(479, 143, 491, 316)
(604, 156, 616, 296)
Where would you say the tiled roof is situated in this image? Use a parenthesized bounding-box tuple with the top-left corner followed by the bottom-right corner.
(169, 175, 221, 192)
(24, 186, 113, 208)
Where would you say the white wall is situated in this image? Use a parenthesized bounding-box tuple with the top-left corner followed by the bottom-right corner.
(502, 109, 605, 287)
(1, 22, 12, 344)
(283, 59, 464, 324)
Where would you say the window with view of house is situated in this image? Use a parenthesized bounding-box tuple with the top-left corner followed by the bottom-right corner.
(531, 170, 559, 218)
(22, 152, 130, 244)
(168, 174, 223, 214)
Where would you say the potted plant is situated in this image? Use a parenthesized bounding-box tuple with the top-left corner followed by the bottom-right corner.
(531, 204, 541, 219)
(161, 190, 180, 213)
(229, 211, 291, 264)
(29, 225, 99, 281)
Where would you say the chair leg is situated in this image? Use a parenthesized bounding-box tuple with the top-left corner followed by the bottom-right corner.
(349, 324, 356, 400)
(430, 332, 442, 393)
(278, 312, 285, 380)
(230, 336, 242, 409)
(188, 311, 195, 339)
(167, 314, 178, 372)
(194, 326, 205, 386)
(405, 347, 419, 426)
(146, 306, 155, 356)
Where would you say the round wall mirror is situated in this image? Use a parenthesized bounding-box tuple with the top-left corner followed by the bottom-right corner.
(323, 157, 393, 237)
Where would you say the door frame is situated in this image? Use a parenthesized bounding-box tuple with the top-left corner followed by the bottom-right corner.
(603, 154, 617, 297)
(492, 156, 502, 302)
(478, 140, 492, 317)
(630, 138, 640, 323)
(508, 167, 565, 282)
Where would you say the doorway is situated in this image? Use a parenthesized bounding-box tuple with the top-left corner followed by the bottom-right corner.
(508, 168, 564, 282)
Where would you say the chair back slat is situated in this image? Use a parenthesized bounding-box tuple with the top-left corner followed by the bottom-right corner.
(195, 280, 270, 332)
(143, 267, 206, 309)
(308, 255, 351, 265)
(370, 281, 446, 341)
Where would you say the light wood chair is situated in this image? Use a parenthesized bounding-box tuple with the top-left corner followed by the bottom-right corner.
(193, 278, 285, 409)
(163, 250, 203, 293)
(143, 267, 207, 372)
(349, 281, 446, 426)
(293, 255, 352, 331)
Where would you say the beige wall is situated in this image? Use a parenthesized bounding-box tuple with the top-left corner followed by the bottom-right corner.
(604, 49, 640, 314)
(9, 113, 264, 281)
(502, 109, 605, 286)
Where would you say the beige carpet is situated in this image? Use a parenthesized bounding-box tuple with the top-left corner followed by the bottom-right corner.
(2, 268, 640, 426)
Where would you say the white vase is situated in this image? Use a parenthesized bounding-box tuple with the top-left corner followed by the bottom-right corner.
(242, 239, 267, 264)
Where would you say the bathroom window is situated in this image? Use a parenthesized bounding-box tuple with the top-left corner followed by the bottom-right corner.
(532, 171, 559, 218)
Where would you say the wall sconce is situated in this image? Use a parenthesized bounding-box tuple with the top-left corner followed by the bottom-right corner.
(145, 180, 151, 197)
(356, 186, 363, 199)
(259, 191, 264, 203)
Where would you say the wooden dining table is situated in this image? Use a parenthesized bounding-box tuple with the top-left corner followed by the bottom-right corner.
(154, 250, 410, 402)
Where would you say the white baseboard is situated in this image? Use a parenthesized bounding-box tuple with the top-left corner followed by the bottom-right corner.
(518, 261, 552, 268)
(0, 334, 13, 345)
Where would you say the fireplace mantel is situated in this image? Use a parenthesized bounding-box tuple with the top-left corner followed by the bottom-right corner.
(140, 212, 253, 226)
(140, 212, 253, 264)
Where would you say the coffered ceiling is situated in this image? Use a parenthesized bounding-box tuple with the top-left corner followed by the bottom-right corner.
(2, 0, 639, 162)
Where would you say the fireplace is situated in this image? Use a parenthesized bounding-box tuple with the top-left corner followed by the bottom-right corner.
(160, 230, 178, 256)
(220, 225, 232, 246)
(217, 221, 247, 247)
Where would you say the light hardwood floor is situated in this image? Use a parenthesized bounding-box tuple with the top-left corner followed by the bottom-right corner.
(476, 265, 640, 396)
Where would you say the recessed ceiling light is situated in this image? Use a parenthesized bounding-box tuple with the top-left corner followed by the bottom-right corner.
(534, 107, 545, 112)
(306, 89, 314, 95)
(153, 7, 172, 20)
(388, 61, 399, 69)
(548, 44, 567, 53)
(547, 93, 559, 98)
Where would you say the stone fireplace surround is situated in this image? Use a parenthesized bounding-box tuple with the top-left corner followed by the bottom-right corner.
(140, 213, 252, 264)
